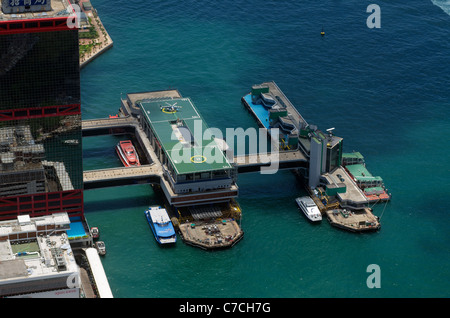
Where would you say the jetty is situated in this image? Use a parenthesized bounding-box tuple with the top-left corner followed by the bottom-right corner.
(325, 208, 380, 232)
(83, 90, 244, 249)
(178, 219, 244, 250)
(82, 82, 389, 249)
(242, 81, 389, 232)
(233, 150, 307, 173)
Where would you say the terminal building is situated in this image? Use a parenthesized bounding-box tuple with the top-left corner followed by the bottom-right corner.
(123, 92, 239, 208)
(242, 82, 379, 211)
(241, 82, 345, 191)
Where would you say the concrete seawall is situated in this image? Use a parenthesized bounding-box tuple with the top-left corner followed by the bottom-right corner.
(80, 41, 113, 69)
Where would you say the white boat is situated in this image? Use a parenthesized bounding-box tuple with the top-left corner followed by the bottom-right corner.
(295, 196, 322, 222)
(90, 227, 99, 239)
(144, 206, 177, 245)
(95, 241, 106, 255)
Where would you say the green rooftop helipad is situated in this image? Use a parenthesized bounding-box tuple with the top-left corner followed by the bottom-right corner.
(139, 98, 232, 175)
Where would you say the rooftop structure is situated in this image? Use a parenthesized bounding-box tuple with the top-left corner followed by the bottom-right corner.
(1, 0, 73, 19)
(139, 97, 233, 175)
(345, 164, 383, 186)
(341, 151, 391, 203)
(242, 81, 305, 151)
(0, 212, 81, 298)
(322, 166, 368, 209)
(84, 247, 113, 298)
(342, 151, 365, 165)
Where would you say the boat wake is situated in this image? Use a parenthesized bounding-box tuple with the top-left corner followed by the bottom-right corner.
(431, 0, 450, 16)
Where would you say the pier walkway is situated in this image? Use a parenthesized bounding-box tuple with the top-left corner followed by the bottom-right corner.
(260, 81, 308, 130)
(233, 150, 307, 173)
(83, 165, 162, 190)
(82, 117, 137, 136)
(83, 150, 307, 188)
(81, 116, 308, 186)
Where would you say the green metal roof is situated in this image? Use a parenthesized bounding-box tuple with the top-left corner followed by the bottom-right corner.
(139, 98, 232, 175)
(345, 164, 383, 182)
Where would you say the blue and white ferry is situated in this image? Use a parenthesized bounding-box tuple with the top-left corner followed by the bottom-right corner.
(144, 206, 177, 244)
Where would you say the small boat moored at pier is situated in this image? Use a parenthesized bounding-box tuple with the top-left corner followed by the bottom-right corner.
(90, 227, 99, 239)
(144, 206, 177, 245)
(95, 241, 106, 255)
(296, 196, 322, 222)
(116, 140, 140, 167)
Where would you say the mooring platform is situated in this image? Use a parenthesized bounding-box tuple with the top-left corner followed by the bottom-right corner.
(325, 208, 380, 232)
(178, 219, 244, 250)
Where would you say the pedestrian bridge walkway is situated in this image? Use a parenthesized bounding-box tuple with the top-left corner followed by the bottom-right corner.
(233, 150, 307, 173)
(82, 117, 137, 136)
(83, 164, 162, 190)
(82, 117, 309, 188)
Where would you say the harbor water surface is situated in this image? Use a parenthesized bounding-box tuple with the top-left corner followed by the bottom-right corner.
(81, 0, 450, 297)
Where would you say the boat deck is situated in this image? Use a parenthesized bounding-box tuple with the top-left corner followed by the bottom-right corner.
(178, 219, 243, 250)
(325, 208, 380, 232)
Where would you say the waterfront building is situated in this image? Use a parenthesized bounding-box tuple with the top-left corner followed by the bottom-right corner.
(241, 82, 344, 190)
(0, 0, 83, 221)
(0, 1, 107, 298)
(241, 82, 383, 212)
(124, 92, 239, 208)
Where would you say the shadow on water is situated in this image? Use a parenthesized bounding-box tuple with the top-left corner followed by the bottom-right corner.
(84, 192, 160, 213)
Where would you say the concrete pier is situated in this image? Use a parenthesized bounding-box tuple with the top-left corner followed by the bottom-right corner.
(83, 165, 162, 190)
(233, 150, 307, 173)
(82, 117, 308, 185)
(82, 90, 246, 249)
(325, 208, 380, 232)
(178, 219, 244, 250)
(81, 82, 387, 248)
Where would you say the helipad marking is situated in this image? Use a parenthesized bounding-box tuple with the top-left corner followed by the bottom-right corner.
(190, 155, 207, 163)
(162, 108, 177, 114)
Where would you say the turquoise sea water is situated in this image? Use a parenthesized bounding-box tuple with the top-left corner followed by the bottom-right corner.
(81, 0, 450, 298)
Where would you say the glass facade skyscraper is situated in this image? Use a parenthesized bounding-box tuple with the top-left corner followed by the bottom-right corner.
(0, 1, 83, 221)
